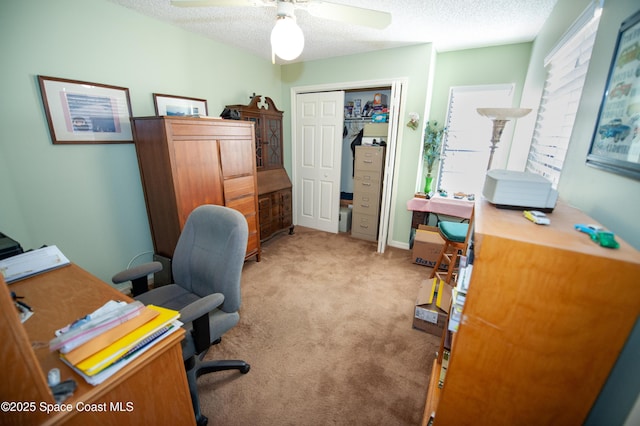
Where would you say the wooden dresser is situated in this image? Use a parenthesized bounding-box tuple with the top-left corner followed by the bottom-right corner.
(351, 145, 385, 241)
(131, 116, 260, 266)
(225, 96, 293, 241)
(423, 199, 640, 425)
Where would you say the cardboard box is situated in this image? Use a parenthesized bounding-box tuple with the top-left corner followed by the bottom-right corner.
(413, 278, 448, 336)
(435, 278, 453, 314)
(363, 123, 388, 137)
(412, 225, 445, 269)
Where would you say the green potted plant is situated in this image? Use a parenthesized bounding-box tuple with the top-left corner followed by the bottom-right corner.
(423, 120, 446, 194)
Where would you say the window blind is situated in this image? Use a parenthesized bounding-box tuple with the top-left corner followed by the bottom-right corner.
(525, 6, 601, 188)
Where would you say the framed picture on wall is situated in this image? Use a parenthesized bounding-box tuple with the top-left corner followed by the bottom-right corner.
(586, 9, 640, 180)
(38, 76, 133, 144)
(153, 93, 208, 117)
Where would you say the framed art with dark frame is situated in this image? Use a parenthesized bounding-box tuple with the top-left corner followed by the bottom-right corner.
(153, 93, 208, 117)
(38, 75, 133, 144)
(586, 9, 640, 180)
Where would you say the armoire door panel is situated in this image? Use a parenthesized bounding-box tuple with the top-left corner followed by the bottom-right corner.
(219, 138, 256, 177)
(171, 139, 224, 226)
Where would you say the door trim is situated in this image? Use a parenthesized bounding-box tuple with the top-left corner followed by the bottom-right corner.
(290, 78, 408, 253)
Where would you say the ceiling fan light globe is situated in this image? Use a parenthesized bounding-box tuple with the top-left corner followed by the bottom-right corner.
(270, 16, 304, 61)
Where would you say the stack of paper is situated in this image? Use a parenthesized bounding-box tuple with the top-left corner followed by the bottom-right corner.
(51, 301, 181, 385)
(0, 245, 70, 283)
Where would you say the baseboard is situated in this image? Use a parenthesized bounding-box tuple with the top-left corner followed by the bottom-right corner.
(388, 239, 410, 250)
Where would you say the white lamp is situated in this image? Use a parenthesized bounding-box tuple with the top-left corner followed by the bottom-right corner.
(476, 107, 531, 170)
(270, 2, 304, 62)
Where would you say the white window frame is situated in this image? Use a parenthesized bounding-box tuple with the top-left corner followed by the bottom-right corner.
(436, 84, 515, 196)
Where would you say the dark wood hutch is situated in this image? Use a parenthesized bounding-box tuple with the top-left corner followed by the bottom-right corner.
(225, 95, 294, 241)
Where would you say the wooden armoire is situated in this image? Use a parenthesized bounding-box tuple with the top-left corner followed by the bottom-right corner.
(131, 116, 261, 273)
(225, 96, 294, 241)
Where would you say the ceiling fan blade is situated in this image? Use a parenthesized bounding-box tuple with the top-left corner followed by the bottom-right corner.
(306, 1, 391, 29)
(170, 0, 260, 7)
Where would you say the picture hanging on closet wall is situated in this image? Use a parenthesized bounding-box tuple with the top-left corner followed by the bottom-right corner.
(38, 75, 133, 144)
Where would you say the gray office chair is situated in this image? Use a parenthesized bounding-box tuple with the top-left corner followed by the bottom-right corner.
(112, 204, 250, 426)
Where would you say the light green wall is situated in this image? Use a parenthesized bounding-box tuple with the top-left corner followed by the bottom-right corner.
(0, 0, 281, 283)
(280, 45, 436, 245)
(429, 43, 533, 124)
(427, 42, 533, 181)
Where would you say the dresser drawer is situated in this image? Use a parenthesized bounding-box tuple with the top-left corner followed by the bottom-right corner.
(354, 146, 384, 171)
(226, 194, 256, 216)
(351, 212, 379, 241)
(224, 175, 256, 201)
(353, 170, 380, 186)
(352, 192, 380, 215)
(168, 118, 253, 139)
(353, 180, 381, 195)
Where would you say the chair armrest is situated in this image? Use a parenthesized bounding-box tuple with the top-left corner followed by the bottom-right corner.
(112, 261, 163, 284)
(179, 293, 225, 325)
(181, 293, 225, 355)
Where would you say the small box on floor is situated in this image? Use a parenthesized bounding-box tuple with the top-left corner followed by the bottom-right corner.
(413, 278, 448, 336)
(412, 225, 445, 269)
(339, 206, 352, 232)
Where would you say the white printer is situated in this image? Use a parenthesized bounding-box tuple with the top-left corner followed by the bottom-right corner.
(482, 169, 558, 212)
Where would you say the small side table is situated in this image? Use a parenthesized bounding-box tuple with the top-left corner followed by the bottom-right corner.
(407, 196, 475, 228)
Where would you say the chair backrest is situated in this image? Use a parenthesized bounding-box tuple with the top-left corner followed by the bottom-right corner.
(172, 205, 248, 313)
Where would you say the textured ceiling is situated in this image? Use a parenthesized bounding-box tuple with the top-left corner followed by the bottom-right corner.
(107, 0, 559, 63)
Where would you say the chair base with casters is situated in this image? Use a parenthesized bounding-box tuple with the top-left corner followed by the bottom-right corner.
(180, 301, 250, 426)
(183, 339, 250, 426)
(128, 283, 251, 426)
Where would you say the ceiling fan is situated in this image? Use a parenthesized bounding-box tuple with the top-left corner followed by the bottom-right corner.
(170, 0, 392, 61)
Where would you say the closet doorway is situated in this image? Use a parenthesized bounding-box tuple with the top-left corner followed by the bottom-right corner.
(291, 78, 406, 253)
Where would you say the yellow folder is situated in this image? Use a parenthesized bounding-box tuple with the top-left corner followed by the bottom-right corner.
(68, 305, 179, 376)
(63, 307, 159, 365)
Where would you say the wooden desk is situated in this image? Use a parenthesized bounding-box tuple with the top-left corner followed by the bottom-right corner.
(1, 264, 194, 426)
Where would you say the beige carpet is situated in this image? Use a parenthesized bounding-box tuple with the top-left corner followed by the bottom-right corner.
(197, 226, 440, 425)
